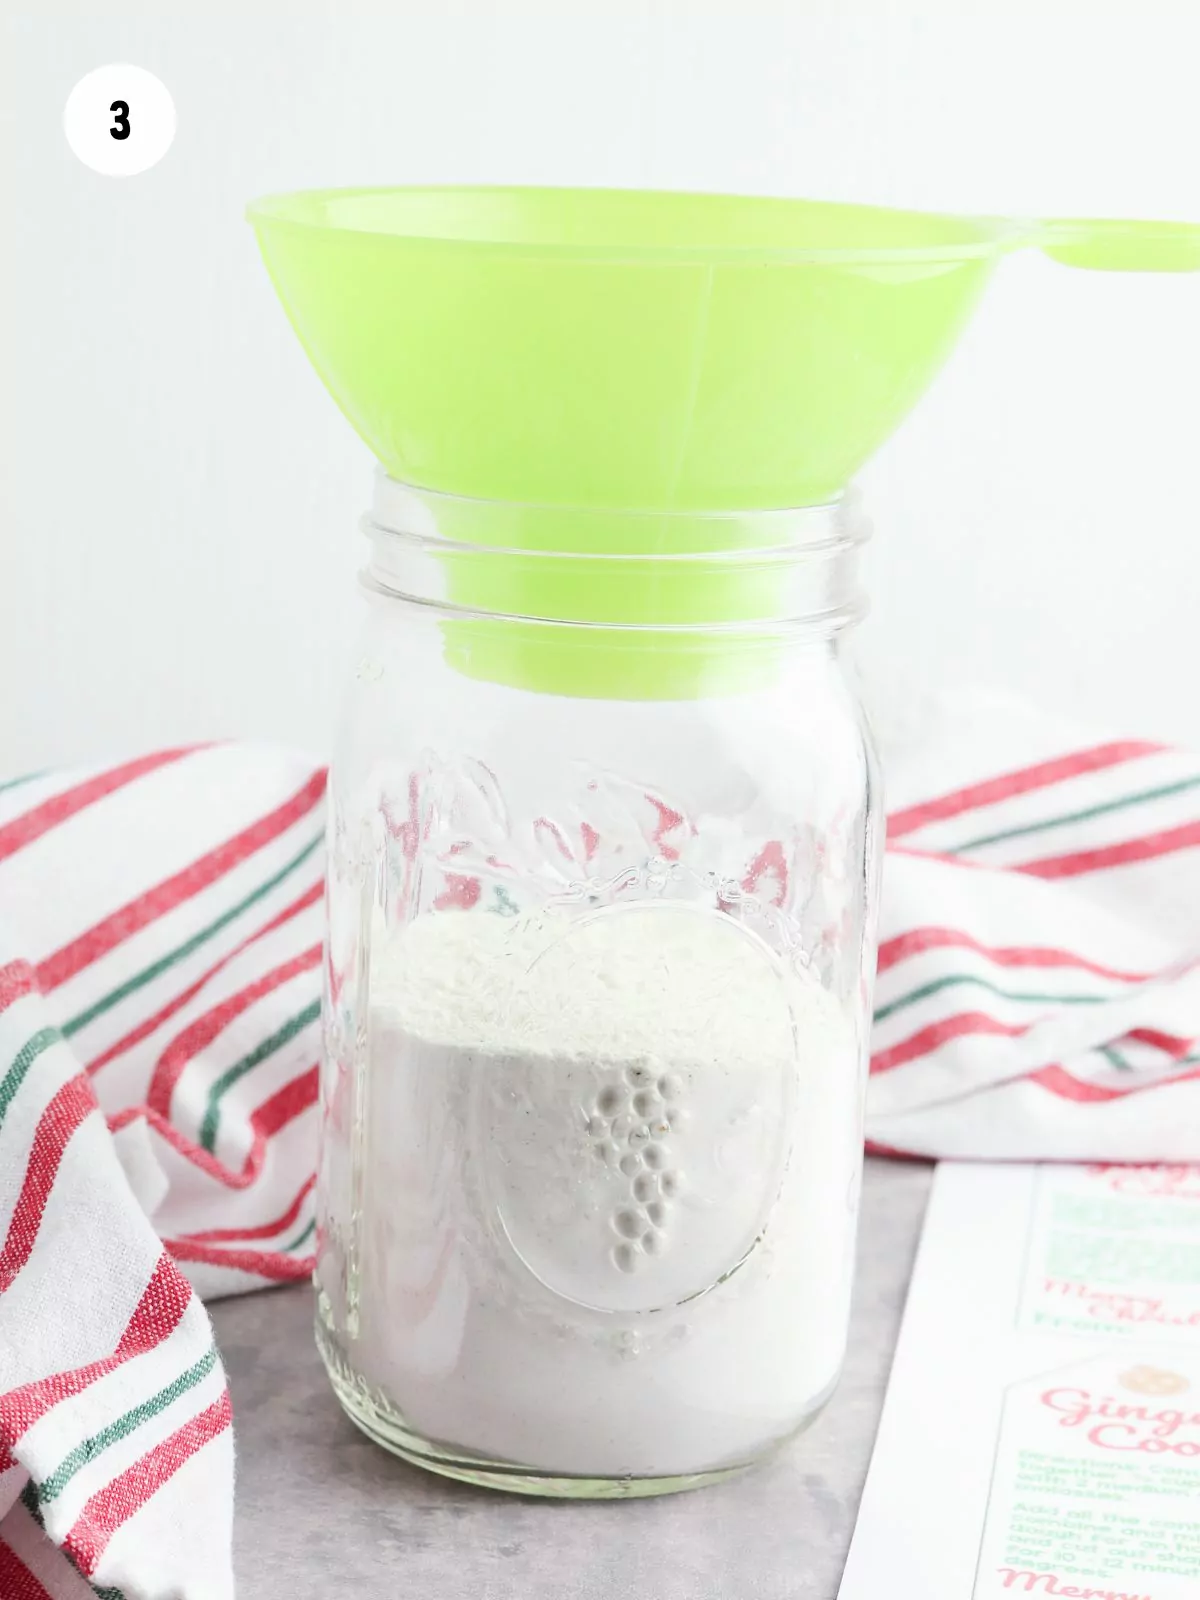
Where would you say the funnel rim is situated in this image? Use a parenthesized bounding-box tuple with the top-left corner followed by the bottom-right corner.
(246, 184, 1022, 265)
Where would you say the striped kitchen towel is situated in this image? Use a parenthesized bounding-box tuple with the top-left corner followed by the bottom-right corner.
(1, 699, 1199, 1597)
(870, 690, 1200, 1159)
(0, 745, 325, 1600)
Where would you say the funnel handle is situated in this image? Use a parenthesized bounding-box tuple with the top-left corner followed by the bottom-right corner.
(1032, 217, 1200, 273)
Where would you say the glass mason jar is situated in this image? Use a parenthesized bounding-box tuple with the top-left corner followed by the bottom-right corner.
(316, 472, 882, 1497)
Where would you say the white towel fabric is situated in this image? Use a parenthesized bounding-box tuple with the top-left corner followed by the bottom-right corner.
(870, 691, 1200, 1160)
(0, 746, 323, 1600)
(1, 697, 1197, 1597)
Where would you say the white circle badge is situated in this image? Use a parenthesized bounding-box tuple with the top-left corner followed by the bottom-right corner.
(64, 65, 176, 177)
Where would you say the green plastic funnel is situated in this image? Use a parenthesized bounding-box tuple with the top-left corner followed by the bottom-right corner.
(249, 188, 1012, 508)
(247, 188, 1199, 696)
(248, 189, 1200, 510)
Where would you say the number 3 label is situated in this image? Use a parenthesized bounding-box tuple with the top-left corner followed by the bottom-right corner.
(64, 65, 175, 176)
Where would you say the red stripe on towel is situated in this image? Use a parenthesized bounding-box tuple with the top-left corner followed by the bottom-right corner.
(871, 1011, 1027, 1075)
(64, 1393, 232, 1574)
(35, 770, 326, 994)
(887, 741, 1161, 840)
(0, 1076, 97, 1293)
(0, 749, 199, 864)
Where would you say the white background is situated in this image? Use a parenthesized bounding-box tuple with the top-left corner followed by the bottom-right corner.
(2, 1, 1199, 773)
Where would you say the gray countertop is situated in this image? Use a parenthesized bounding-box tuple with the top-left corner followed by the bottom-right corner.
(212, 1157, 931, 1599)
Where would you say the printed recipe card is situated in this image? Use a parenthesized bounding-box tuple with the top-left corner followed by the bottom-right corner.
(838, 1163, 1200, 1600)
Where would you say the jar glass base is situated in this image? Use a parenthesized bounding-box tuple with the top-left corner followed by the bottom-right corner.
(316, 1317, 813, 1500)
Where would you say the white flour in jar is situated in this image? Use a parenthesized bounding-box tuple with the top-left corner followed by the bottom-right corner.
(354, 904, 863, 1480)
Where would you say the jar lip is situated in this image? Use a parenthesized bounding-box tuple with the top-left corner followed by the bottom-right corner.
(363, 472, 868, 634)
(363, 519, 866, 568)
(359, 566, 869, 638)
(368, 470, 870, 560)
